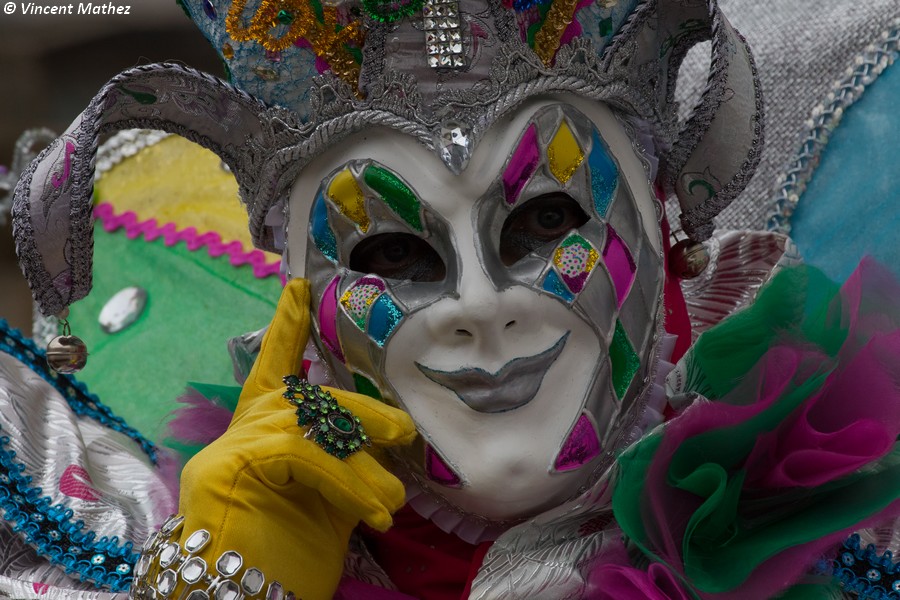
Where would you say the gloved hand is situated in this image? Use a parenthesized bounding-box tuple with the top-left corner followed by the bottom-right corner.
(170, 279, 416, 600)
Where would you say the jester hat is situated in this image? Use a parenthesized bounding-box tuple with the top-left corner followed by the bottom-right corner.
(12, 0, 762, 317)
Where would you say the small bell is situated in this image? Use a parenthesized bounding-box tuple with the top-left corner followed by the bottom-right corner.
(46, 319, 88, 374)
(668, 238, 710, 279)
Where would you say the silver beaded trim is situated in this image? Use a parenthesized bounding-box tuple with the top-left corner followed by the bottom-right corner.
(766, 19, 900, 235)
(95, 129, 170, 179)
(130, 515, 293, 600)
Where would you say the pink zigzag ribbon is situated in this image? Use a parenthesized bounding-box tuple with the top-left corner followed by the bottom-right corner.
(93, 202, 281, 279)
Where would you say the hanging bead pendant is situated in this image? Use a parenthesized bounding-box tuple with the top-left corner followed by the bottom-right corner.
(46, 319, 88, 374)
(668, 238, 710, 279)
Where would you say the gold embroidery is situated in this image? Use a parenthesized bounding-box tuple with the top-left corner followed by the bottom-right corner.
(534, 0, 578, 66)
(226, 0, 364, 90)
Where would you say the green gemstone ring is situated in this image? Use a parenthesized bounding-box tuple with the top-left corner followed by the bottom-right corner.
(283, 375, 370, 459)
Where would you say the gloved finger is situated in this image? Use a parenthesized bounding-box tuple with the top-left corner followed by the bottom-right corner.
(248, 434, 406, 531)
(240, 279, 311, 402)
(326, 387, 417, 446)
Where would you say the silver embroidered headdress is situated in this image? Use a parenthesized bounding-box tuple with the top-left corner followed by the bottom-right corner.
(13, 0, 762, 317)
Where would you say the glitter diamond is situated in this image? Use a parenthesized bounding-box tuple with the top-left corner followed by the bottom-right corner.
(503, 124, 540, 205)
(554, 413, 601, 471)
(552, 234, 599, 294)
(610, 320, 639, 399)
(366, 294, 403, 346)
(603, 224, 636, 308)
(327, 168, 369, 232)
(363, 165, 424, 231)
(340, 277, 386, 330)
(548, 120, 585, 184)
(589, 130, 619, 217)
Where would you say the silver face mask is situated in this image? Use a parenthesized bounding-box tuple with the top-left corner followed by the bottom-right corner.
(291, 97, 665, 528)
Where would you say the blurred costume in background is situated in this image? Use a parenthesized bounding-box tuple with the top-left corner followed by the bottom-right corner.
(0, 0, 899, 598)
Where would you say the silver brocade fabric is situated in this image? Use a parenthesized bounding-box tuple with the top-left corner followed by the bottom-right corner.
(676, 0, 900, 232)
(0, 352, 176, 599)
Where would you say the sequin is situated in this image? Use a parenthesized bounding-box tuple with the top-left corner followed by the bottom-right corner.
(310, 192, 338, 262)
(542, 269, 575, 303)
(598, 16, 613, 36)
(603, 224, 636, 308)
(252, 66, 280, 81)
(363, 165, 423, 232)
(340, 277, 386, 330)
(425, 445, 461, 487)
(554, 413, 600, 471)
(513, 0, 550, 10)
(589, 130, 618, 217)
(226, 0, 364, 89)
(202, 0, 217, 19)
(503, 124, 540, 206)
(366, 294, 403, 346)
(361, 0, 425, 22)
(318, 277, 344, 361)
(327, 168, 369, 232)
(552, 234, 599, 294)
(609, 320, 639, 399)
(352, 372, 382, 400)
(534, 0, 579, 65)
(547, 120, 584, 184)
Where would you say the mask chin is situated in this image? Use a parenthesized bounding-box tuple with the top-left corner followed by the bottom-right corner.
(288, 96, 666, 530)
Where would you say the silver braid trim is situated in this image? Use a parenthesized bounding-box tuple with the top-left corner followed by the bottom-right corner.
(766, 19, 900, 235)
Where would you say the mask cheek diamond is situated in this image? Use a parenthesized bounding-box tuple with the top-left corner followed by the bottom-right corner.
(340, 277, 386, 330)
(551, 234, 600, 297)
(339, 276, 405, 348)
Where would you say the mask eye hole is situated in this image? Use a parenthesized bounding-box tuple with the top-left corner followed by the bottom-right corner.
(350, 233, 446, 282)
(499, 193, 590, 266)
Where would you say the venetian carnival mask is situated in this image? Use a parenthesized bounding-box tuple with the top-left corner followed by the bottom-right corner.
(11, 0, 763, 535)
(288, 96, 664, 526)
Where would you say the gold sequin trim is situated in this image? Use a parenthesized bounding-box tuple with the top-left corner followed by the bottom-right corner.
(534, 0, 579, 66)
(226, 0, 364, 89)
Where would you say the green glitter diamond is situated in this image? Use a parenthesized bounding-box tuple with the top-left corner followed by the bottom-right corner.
(363, 165, 423, 231)
(276, 9, 294, 24)
(609, 320, 640, 399)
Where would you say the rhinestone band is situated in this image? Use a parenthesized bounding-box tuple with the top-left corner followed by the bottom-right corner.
(130, 515, 293, 600)
(423, 0, 466, 69)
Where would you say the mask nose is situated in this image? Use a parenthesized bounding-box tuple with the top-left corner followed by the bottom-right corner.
(424, 264, 529, 353)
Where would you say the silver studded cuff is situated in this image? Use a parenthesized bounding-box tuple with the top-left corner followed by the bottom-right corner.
(129, 515, 293, 600)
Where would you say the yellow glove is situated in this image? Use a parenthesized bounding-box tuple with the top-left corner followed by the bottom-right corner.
(136, 279, 416, 600)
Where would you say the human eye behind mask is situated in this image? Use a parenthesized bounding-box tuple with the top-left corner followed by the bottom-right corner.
(350, 232, 447, 282)
(499, 192, 590, 266)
